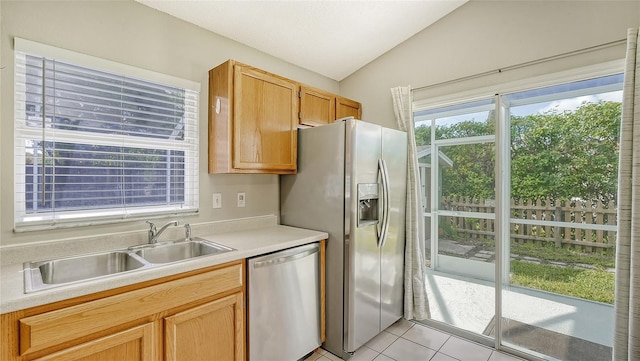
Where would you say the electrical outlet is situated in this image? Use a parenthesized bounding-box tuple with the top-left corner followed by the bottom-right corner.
(212, 193, 222, 209)
(237, 192, 246, 207)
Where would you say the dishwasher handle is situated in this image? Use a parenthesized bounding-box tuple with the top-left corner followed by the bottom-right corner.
(251, 245, 319, 269)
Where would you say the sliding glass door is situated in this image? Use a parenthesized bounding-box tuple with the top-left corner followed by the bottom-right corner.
(415, 99, 497, 335)
(414, 71, 622, 360)
(499, 74, 621, 360)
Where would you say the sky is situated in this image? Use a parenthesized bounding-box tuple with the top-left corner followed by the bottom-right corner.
(416, 90, 623, 129)
(511, 90, 622, 116)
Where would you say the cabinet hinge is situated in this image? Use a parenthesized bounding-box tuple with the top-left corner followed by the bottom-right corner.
(298, 112, 302, 119)
(298, 91, 302, 98)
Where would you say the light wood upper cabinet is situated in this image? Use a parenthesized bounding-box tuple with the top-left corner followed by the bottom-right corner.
(299, 86, 362, 127)
(209, 60, 363, 173)
(336, 96, 362, 120)
(299, 86, 336, 127)
(209, 60, 298, 174)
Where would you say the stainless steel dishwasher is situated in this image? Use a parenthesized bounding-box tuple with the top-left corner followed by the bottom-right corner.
(248, 242, 321, 361)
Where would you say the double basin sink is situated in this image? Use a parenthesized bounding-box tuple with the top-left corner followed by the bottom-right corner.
(23, 238, 235, 293)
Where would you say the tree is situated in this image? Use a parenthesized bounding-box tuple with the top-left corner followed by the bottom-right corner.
(510, 101, 620, 203)
(414, 100, 621, 203)
(416, 118, 496, 200)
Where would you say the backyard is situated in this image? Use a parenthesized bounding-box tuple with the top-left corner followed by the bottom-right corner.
(436, 200, 616, 304)
(418, 100, 621, 305)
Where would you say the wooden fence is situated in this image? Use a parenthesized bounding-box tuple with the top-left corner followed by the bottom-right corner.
(440, 196, 617, 252)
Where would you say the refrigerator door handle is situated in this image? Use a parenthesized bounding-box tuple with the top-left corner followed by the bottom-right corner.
(378, 159, 391, 248)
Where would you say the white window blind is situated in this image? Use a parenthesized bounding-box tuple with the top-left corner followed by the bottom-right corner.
(14, 39, 200, 231)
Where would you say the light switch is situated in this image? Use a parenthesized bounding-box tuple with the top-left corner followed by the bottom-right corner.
(237, 192, 245, 207)
(212, 193, 222, 209)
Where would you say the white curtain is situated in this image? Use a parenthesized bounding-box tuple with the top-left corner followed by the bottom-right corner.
(614, 27, 640, 361)
(391, 86, 430, 320)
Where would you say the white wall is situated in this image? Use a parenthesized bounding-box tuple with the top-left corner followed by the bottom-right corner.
(0, 0, 338, 246)
(4, 0, 637, 246)
(339, 0, 640, 130)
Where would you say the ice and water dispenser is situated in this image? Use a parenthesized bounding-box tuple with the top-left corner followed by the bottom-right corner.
(357, 183, 379, 227)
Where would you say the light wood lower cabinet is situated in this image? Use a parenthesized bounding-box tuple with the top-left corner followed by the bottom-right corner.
(1, 261, 244, 361)
(165, 293, 244, 361)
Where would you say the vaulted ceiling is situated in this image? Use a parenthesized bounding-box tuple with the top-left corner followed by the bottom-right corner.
(136, 0, 467, 81)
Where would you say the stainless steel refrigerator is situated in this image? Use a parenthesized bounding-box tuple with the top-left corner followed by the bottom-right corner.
(280, 117, 407, 358)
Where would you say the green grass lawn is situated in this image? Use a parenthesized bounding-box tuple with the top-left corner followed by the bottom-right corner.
(510, 260, 615, 304)
(510, 242, 615, 269)
(443, 234, 617, 303)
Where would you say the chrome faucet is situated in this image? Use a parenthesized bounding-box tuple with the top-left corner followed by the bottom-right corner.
(146, 220, 179, 244)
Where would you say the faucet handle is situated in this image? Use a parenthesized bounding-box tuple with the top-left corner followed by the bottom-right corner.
(145, 221, 157, 233)
(184, 224, 192, 240)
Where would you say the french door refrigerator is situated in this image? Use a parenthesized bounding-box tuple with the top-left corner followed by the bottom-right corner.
(280, 117, 407, 358)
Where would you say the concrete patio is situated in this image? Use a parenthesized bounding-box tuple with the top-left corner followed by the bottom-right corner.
(425, 270, 614, 360)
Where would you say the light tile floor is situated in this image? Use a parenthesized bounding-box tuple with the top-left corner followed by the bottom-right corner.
(307, 319, 525, 361)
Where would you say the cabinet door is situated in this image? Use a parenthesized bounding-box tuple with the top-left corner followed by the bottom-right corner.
(299, 86, 335, 127)
(34, 323, 155, 361)
(336, 96, 362, 120)
(165, 293, 244, 361)
(234, 65, 298, 173)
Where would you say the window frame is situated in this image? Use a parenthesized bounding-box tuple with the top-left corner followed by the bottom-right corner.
(13, 38, 201, 232)
(413, 59, 625, 113)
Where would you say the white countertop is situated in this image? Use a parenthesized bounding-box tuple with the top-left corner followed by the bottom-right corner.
(0, 220, 327, 314)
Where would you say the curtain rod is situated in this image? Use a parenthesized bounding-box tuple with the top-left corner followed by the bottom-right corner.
(413, 38, 627, 92)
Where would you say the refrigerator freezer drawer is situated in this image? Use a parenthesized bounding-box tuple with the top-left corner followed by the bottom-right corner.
(248, 243, 321, 360)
